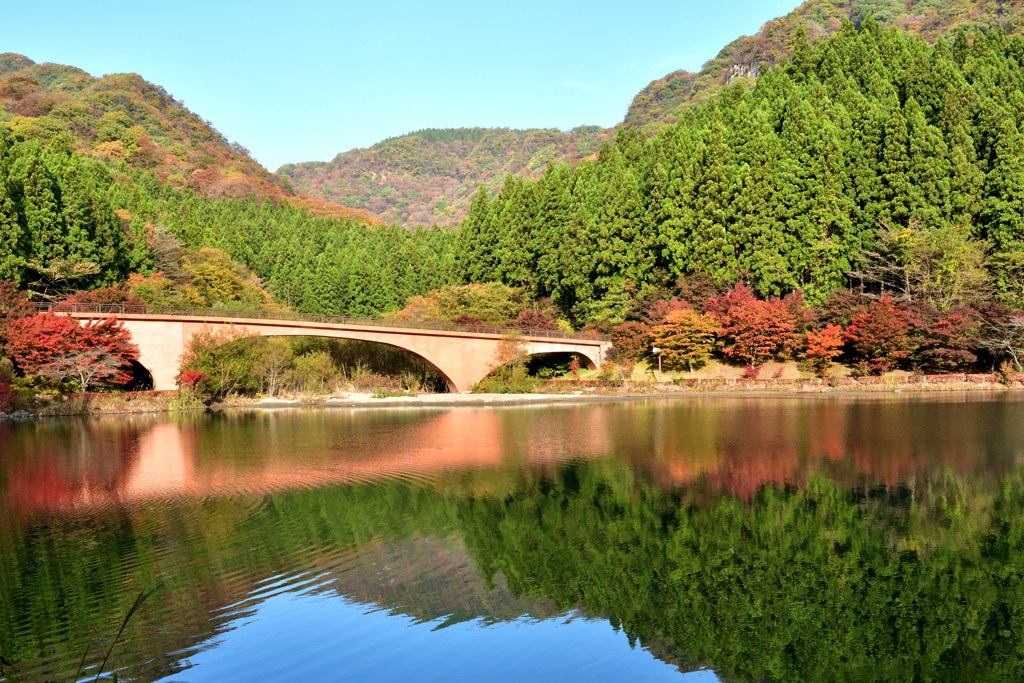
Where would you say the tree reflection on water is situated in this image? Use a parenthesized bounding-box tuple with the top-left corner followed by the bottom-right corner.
(2, 395, 1024, 681)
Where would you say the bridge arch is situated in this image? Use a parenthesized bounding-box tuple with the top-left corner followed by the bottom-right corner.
(229, 329, 462, 392)
(524, 349, 599, 371)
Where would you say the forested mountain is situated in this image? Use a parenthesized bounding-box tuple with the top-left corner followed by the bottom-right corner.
(0, 128, 456, 311)
(625, 0, 1024, 128)
(9, 16, 1024, 328)
(456, 19, 1024, 324)
(277, 126, 613, 227)
(0, 53, 374, 222)
(285, 0, 1024, 229)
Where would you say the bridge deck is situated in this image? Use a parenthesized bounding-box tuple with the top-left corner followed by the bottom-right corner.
(39, 303, 610, 342)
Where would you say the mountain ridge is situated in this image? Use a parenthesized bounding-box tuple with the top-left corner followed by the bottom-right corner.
(0, 53, 377, 223)
(282, 0, 1024, 227)
(277, 125, 614, 226)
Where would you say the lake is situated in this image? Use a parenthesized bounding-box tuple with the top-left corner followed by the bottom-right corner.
(3, 393, 1024, 682)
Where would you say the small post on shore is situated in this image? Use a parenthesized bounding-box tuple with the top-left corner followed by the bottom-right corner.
(651, 346, 662, 384)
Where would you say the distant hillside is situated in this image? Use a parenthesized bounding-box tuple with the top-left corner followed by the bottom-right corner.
(277, 126, 613, 227)
(624, 0, 1024, 127)
(0, 53, 374, 222)
(284, 0, 1024, 228)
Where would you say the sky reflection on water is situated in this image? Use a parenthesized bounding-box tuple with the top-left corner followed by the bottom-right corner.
(156, 592, 707, 683)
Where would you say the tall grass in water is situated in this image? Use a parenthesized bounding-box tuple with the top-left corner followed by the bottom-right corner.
(1, 585, 159, 683)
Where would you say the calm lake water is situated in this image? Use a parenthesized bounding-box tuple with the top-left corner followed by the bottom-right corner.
(4, 394, 1024, 682)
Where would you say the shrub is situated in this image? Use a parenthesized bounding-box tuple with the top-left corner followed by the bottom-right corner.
(348, 369, 403, 393)
(178, 370, 206, 388)
(176, 370, 214, 403)
(598, 362, 621, 382)
(177, 326, 259, 397)
(287, 351, 338, 393)
(371, 388, 406, 398)
(0, 382, 17, 412)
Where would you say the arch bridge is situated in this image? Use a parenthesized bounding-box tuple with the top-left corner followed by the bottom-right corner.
(42, 304, 612, 392)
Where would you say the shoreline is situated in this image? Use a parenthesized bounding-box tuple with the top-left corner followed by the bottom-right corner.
(4, 376, 1024, 419)
(226, 382, 1021, 411)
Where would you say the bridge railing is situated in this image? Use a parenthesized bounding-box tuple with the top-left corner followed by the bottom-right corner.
(34, 302, 611, 342)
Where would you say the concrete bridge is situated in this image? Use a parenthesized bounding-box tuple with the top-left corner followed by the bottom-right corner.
(45, 304, 612, 392)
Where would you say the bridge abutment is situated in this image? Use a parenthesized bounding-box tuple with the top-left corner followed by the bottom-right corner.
(120, 319, 187, 391)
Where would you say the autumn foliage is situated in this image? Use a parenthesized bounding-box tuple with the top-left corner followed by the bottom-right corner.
(610, 322, 653, 361)
(0, 282, 33, 339)
(915, 308, 979, 372)
(3, 313, 139, 389)
(845, 298, 912, 374)
(651, 309, 721, 372)
(805, 324, 845, 377)
(511, 309, 560, 331)
(706, 284, 798, 366)
(62, 286, 143, 307)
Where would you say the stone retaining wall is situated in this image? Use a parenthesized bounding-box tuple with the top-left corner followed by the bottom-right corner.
(538, 373, 1024, 392)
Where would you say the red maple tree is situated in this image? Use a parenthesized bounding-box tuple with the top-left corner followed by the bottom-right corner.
(707, 284, 797, 366)
(610, 321, 653, 360)
(845, 297, 912, 374)
(4, 313, 139, 389)
(912, 307, 979, 372)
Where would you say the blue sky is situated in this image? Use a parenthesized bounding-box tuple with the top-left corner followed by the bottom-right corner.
(5, 0, 800, 171)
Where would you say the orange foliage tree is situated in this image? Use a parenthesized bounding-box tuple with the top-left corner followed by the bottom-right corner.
(651, 309, 721, 373)
(804, 324, 845, 377)
(610, 321, 652, 361)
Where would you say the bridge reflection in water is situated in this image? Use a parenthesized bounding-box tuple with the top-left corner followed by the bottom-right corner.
(6, 393, 1024, 514)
